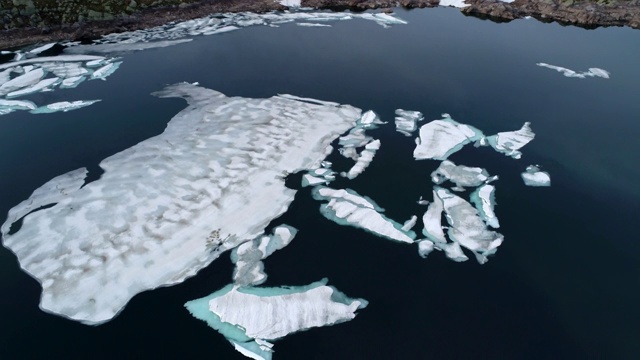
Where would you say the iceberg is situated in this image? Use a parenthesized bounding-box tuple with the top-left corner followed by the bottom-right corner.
(60, 76, 86, 88)
(185, 279, 367, 360)
(30, 100, 101, 114)
(394, 109, 422, 136)
(485, 122, 535, 159)
(1, 83, 361, 324)
(431, 160, 492, 191)
(341, 139, 380, 180)
(536, 63, 610, 79)
(521, 165, 551, 187)
(231, 225, 298, 286)
(413, 114, 484, 160)
(470, 184, 500, 229)
(313, 187, 416, 244)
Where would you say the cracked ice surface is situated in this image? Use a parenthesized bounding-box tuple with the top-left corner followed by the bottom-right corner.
(484, 122, 535, 159)
(1, 83, 361, 324)
(185, 279, 367, 360)
(414, 114, 484, 160)
(313, 187, 416, 244)
(521, 165, 551, 187)
(536, 63, 610, 79)
(231, 225, 298, 286)
(431, 160, 492, 191)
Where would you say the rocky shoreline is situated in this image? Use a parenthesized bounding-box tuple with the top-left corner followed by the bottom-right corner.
(1, 0, 639, 50)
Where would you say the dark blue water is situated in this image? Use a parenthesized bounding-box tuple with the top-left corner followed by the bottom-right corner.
(1, 8, 639, 359)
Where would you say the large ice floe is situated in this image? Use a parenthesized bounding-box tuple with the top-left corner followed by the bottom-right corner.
(413, 113, 484, 160)
(521, 165, 551, 187)
(1, 83, 362, 324)
(185, 279, 367, 360)
(536, 63, 610, 79)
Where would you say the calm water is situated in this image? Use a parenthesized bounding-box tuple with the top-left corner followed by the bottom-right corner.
(1, 8, 639, 359)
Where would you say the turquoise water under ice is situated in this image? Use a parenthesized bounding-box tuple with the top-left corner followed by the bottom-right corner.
(1, 7, 639, 359)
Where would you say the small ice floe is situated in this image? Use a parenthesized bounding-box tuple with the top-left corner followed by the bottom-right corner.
(30, 100, 101, 114)
(484, 122, 535, 159)
(402, 215, 418, 232)
(91, 61, 122, 80)
(521, 165, 551, 187)
(417, 196, 430, 206)
(341, 139, 381, 179)
(28, 43, 56, 54)
(417, 239, 435, 258)
(297, 22, 332, 27)
(357, 110, 384, 129)
(413, 113, 484, 160)
(394, 109, 422, 136)
(536, 63, 610, 79)
(470, 184, 500, 229)
(0, 68, 45, 96)
(231, 225, 298, 286)
(0, 99, 37, 115)
(439, 0, 469, 8)
(313, 187, 416, 244)
(185, 279, 367, 360)
(431, 160, 492, 191)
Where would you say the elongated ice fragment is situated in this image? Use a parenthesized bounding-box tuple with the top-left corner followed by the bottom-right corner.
(297, 22, 332, 27)
(30, 100, 101, 114)
(395, 109, 422, 136)
(402, 215, 418, 232)
(470, 184, 500, 229)
(0, 99, 37, 113)
(60, 76, 86, 88)
(313, 187, 415, 244)
(431, 160, 491, 191)
(0, 55, 103, 71)
(2, 83, 361, 325)
(485, 122, 535, 159)
(29, 43, 56, 54)
(7, 77, 60, 98)
(421, 191, 447, 244)
(342, 139, 380, 179)
(414, 114, 484, 160)
(536, 63, 610, 79)
(0, 68, 45, 96)
(91, 61, 122, 80)
(339, 128, 371, 148)
(521, 165, 551, 187)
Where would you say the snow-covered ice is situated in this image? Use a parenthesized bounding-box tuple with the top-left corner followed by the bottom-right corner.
(431, 160, 492, 191)
(414, 114, 484, 160)
(485, 122, 535, 159)
(521, 165, 551, 187)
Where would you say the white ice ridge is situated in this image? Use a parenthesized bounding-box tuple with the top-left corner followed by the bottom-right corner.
(185, 279, 367, 360)
(439, 0, 470, 8)
(312, 187, 416, 244)
(483, 122, 535, 159)
(414, 113, 484, 160)
(470, 184, 500, 229)
(1, 83, 361, 324)
(536, 63, 610, 79)
(91, 11, 407, 45)
(395, 109, 422, 136)
(30, 100, 101, 114)
(431, 160, 492, 191)
(521, 165, 551, 187)
(341, 139, 381, 179)
(231, 225, 298, 286)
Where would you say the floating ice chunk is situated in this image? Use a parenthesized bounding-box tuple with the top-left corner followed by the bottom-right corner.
(91, 61, 122, 81)
(313, 187, 415, 244)
(470, 184, 500, 229)
(0, 55, 103, 71)
(86, 59, 106, 67)
(2, 83, 361, 324)
(417, 240, 435, 258)
(29, 43, 56, 54)
(60, 76, 86, 88)
(0, 68, 45, 96)
(231, 225, 298, 286)
(7, 77, 60, 98)
(357, 110, 384, 128)
(439, 0, 469, 8)
(521, 165, 551, 187)
(413, 114, 484, 160)
(417, 196, 429, 206)
(395, 109, 422, 136)
(536, 63, 610, 79)
(436, 187, 504, 264)
(64, 39, 192, 54)
(431, 160, 491, 191)
(185, 279, 366, 360)
(0, 99, 37, 113)
(201, 25, 239, 36)
(302, 174, 327, 187)
(339, 128, 372, 149)
(401, 215, 418, 232)
(485, 122, 534, 159)
(341, 139, 380, 179)
(297, 22, 332, 27)
(436, 241, 469, 262)
(30, 100, 101, 114)
(421, 190, 447, 244)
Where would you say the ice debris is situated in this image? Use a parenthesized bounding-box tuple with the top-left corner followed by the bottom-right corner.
(414, 114, 484, 160)
(484, 122, 535, 159)
(231, 225, 298, 286)
(521, 165, 551, 187)
(341, 139, 381, 179)
(313, 187, 416, 244)
(431, 160, 492, 191)
(395, 109, 422, 136)
(185, 279, 367, 360)
(536, 63, 610, 79)
(1, 83, 361, 324)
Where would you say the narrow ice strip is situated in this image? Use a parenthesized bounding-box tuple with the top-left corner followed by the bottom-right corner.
(313, 187, 383, 211)
(414, 114, 484, 160)
(28, 43, 56, 54)
(7, 77, 60, 98)
(421, 190, 447, 244)
(485, 122, 535, 159)
(431, 160, 491, 191)
(439, 0, 469, 8)
(2, 83, 361, 325)
(470, 184, 500, 229)
(0, 55, 104, 71)
(536, 63, 610, 79)
(30, 100, 101, 114)
(521, 165, 551, 187)
(64, 39, 193, 54)
(185, 279, 366, 360)
(342, 139, 380, 179)
(276, 94, 340, 107)
(395, 109, 422, 136)
(0, 68, 45, 96)
(91, 61, 122, 81)
(313, 187, 415, 244)
(297, 23, 332, 27)
(60, 76, 86, 88)
(402, 215, 417, 232)
(0, 99, 37, 113)
(40, 62, 89, 78)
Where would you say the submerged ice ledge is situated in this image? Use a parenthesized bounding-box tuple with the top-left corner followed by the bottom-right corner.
(1, 83, 361, 324)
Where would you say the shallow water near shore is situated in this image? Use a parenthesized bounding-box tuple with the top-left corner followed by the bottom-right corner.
(1, 8, 639, 359)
